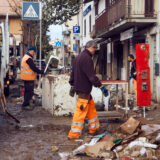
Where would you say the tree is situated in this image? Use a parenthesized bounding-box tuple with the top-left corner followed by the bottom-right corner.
(42, 0, 80, 25)
(7, 0, 81, 57)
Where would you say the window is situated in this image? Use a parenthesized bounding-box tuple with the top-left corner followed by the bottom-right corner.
(89, 15, 91, 33)
(84, 19, 86, 36)
(95, 0, 98, 15)
(145, 0, 154, 17)
(105, 0, 109, 9)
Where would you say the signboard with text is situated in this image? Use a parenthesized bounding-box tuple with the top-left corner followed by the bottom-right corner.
(120, 28, 133, 41)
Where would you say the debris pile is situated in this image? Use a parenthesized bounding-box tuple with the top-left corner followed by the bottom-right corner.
(59, 117, 160, 159)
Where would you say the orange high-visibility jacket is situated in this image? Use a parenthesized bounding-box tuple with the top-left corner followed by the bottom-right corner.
(20, 54, 36, 80)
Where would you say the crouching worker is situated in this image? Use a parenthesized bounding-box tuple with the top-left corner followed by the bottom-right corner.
(20, 46, 44, 110)
(68, 40, 108, 139)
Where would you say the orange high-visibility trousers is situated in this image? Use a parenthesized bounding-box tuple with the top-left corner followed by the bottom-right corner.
(68, 98, 100, 139)
(133, 79, 137, 95)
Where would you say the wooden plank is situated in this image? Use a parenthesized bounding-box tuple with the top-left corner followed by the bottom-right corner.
(120, 117, 140, 134)
(97, 111, 123, 118)
(101, 80, 128, 83)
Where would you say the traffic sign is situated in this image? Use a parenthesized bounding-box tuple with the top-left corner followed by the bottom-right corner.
(73, 44, 77, 52)
(73, 26, 80, 33)
(56, 41, 62, 48)
(22, 1, 41, 20)
(73, 33, 80, 40)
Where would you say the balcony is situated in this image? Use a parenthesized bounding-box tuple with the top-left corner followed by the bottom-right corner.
(95, 0, 157, 38)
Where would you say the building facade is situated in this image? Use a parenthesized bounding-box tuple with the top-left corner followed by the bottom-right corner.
(82, 0, 160, 102)
(0, 0, 22, 55)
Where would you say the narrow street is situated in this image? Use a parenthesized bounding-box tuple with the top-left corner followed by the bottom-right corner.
(0, 81, 119, 160)
(0, 82, 72, 160)
(1, 0, 160, 159)
(0, 81, 160, 160)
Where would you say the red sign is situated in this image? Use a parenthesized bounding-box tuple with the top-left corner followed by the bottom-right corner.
(136, 44, 151, 106)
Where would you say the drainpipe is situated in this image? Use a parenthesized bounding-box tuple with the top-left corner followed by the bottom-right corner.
(156, 0, 160, 103)
(127, 0, 131, 18)
(157, 0, 160, 63)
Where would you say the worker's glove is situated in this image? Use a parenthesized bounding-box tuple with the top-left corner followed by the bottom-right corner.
(41, 70, 45, 75)
(69, 86, 75, 97)
(128, 75, 132, 80)
(100, 86, 108, 97)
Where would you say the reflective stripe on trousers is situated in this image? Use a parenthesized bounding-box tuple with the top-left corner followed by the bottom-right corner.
(68, 98, 99, 138)
(87, 99, 100, 133)
(21, 71, 35, 74)
(71, 121, 84, 133)
(88, 116, 99, 130)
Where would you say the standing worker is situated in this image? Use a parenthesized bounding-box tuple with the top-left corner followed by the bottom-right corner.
(128, 54, 137, 95)
(20, 46, 44, 110)
(68, 40, 108, 139)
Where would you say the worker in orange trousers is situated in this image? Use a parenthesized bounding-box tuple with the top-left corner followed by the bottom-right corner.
(68, 40, 108, 139)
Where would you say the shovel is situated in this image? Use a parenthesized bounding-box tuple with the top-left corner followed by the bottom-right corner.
(37, 55, 59, 89)
(0, 83, 20, 124)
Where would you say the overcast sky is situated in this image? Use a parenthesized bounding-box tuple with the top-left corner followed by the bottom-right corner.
(47, 25, 64, 41)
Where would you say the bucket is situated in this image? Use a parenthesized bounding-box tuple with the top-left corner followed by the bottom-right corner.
(35, 96, 42, 106)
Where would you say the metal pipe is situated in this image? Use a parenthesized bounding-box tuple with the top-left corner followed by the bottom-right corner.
(143, 106, 146, 118)
(39, 1, 42, 70)
(61, 25, 64, 66)
(156, 0, 160, 64)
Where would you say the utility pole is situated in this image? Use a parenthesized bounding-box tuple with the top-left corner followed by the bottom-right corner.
(77, 14, 80, 55)
(39, 1, 42, 71)
(156, 0, 160, 103)
(61, 25, 65, 66)
(157, 0, 160, 64)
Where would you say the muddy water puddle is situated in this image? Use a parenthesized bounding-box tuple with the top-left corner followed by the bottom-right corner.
(0, 123, 76, 160)
(0, 83, 124, 160)
(0, 117, 121, 160)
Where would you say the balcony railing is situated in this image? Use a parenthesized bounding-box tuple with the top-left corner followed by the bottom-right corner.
(95, 0, 156, 35)
(107, 0, 126, 26)
(95, 9, 108, 36)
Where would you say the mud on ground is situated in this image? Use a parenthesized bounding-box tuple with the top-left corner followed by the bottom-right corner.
(0, 82, 160, 160)
(0, 83, 121, 160)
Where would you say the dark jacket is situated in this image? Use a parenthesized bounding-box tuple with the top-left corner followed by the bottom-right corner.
(25, 52, 43, 74)
(131, 60, 136, 80)
(69, 49, 101, 94)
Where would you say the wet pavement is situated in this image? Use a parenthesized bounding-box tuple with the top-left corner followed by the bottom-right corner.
(0, 81, 160, 160)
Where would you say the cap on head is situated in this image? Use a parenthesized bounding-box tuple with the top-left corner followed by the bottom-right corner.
(85, 40, 98, 49)
(128, 54, 134, 60)
(28, 46, 37, 53)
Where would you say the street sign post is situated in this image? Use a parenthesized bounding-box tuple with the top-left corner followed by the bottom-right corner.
(73, 26, 80, 55)
(73, 33, 80, 40)
(73, 26, 80, 34)
(22, 1, 41, 20)
(22, 1, 42, 81)
(56, 41, 62, 48)
(73, 44, 77, 52)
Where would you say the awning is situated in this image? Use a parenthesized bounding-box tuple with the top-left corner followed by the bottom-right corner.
(83, 0, 93, 3)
